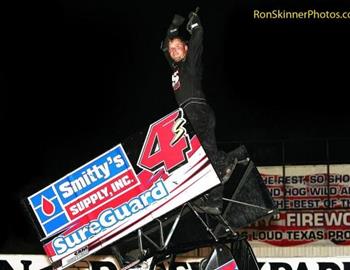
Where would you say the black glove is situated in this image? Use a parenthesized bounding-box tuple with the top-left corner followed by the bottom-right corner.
(171, 14, 185, 27)
(188, 7, 200, 20)
(186, 7, 200, 34)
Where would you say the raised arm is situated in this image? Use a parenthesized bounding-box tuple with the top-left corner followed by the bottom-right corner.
(186, 10, 203, 68)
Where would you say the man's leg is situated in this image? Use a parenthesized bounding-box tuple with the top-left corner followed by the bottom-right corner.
(186, 105, 237, 182)
(184, 104, 225, 214)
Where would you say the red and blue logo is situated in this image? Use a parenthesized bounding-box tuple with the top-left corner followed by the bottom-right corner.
(28, 187, 69, 235)
(28, 144, 133, 237)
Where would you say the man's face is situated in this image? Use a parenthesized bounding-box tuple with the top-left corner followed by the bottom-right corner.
(168, 38, 188, 62)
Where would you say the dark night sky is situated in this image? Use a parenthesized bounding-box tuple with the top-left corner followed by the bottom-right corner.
(2, 0, 350, 253)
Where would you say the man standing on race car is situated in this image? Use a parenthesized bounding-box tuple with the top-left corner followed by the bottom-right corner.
(161, 8, 238, 214)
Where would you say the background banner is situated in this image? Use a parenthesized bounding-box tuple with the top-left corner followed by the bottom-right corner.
(242, 165, 350, 246)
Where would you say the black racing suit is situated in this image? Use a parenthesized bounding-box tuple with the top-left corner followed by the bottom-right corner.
(162, 14, 227, 177)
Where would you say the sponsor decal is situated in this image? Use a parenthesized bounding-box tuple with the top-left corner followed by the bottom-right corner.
(28, 144, 138, 237)
(172, 70, 180, 91)
(26, 108, 220, 270)
(52, 180, 168, 255)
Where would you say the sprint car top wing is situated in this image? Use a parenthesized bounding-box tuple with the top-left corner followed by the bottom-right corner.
(24, 108, 222, 270)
